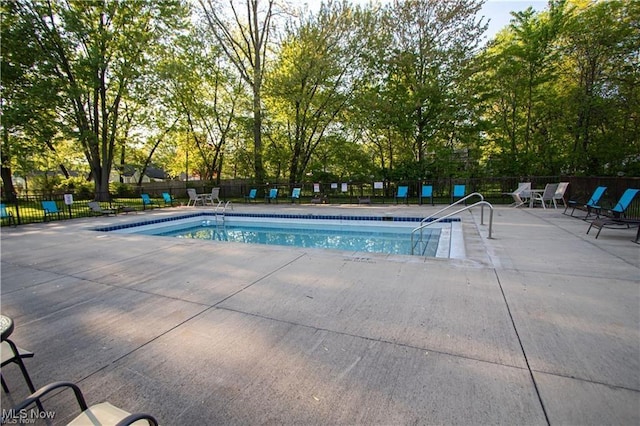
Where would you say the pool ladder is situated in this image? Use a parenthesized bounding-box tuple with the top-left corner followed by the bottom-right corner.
(410, 193, 494, 255)
(213, 201, 233, 222)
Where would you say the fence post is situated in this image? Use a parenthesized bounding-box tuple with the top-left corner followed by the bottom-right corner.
(64, 193, 74, 219)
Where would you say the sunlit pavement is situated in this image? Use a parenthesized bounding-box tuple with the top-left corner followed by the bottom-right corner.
(1, 203, 638, 425)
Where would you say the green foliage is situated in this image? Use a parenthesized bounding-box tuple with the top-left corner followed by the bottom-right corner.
(109, 182, 138, 198)
(30, 173, 61, 195)
(473, 0, 639, 177)
(2, 0, 638, 191)
(54, 177, 94, 199)
(265, 1, 373, 184)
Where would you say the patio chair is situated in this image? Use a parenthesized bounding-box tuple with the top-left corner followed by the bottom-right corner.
(186, 188, 203, 206)
(41, 200, 62, 222)
(504, 182, 531, 207)
(395, 186, 408, 204)
(265, 188, 278, 204)
(312, 194, 328, 204)
(245, 189, 257, 203)
(586, 189, 640, 239)
(1, 381, 158, 426)
(420, 185, 433, 205)
(162, 192, 174, 206)
(87, 201, 116, 216)
(564, 186, 607, 219)
(609, 188, 640, 217)
(452, 185, 466, 204)
(291, 188, 301, 203)
(205, 187, 221, 205)
(1, 203, 16, 226)
(140, 194, 160, 210)
(587, 217, 640, 241)
(553, 182, 570, 208)
(1, 340, 37, 396)
(530, 183, 559, 209)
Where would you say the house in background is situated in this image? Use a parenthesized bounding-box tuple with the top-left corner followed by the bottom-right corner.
(110, 165, 169, 184)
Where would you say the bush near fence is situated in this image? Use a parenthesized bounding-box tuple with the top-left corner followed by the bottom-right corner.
(2, 176, 639, 226)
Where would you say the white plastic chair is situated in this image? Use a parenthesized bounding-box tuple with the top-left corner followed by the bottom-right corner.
(506, 182, 531, 207)
(553, 182, 570, 208)
(531, 183, 559, 209)
(186, 188, 205, 206)
(205, 187, 221, 205)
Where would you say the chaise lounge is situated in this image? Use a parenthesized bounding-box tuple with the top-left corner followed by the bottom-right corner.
(586, 188, 640, 240)
(88, 201, 116, 216)
(564, 186, 607, 219)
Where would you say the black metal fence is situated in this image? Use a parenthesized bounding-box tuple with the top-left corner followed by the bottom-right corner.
(2, 176, 639, 226)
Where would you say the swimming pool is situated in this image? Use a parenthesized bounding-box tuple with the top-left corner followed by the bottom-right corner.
(97, 212, 463, 258)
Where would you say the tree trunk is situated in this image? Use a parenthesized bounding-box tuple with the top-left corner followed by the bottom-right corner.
(253, 70, 265, 183)
(1, 131, 17, 202)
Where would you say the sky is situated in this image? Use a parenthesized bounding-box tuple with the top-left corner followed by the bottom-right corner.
(480, 0, 548, 39)
(292, 0, 550, 41)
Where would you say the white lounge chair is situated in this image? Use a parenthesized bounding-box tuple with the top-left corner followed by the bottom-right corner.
(505, 182, 531, 207)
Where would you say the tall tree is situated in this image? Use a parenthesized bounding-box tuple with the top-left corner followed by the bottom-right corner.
(154, 23, 243, 183)
(266, 1, 374, 184)
(1, 0, 64, 200)
(560, 0, 639, 174)
(378, 0, 487, 176)
(477, 1, 566, 175)
(12, 0, 187, 201)
(198, 0, 275, 183)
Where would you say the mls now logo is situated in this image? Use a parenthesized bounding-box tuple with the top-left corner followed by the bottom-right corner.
(2, 408, 56, 424)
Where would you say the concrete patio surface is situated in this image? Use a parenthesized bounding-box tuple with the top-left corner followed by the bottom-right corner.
(1, 203, 638, 425)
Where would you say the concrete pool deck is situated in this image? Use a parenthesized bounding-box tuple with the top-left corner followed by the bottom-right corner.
(1, 204, 638, 425)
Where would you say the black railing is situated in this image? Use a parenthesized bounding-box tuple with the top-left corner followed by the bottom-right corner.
(2, 176, 639, 226)
(0, 193, 180, 226)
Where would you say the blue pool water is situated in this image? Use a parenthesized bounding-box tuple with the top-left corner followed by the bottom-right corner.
(154, 221, 439, 256)
(99, 213, 460, 257)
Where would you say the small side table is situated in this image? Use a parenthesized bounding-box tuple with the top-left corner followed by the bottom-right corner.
(0, 314, 14, 341)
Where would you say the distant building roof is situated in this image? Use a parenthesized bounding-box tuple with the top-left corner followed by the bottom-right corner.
(120, 165, 168, 180)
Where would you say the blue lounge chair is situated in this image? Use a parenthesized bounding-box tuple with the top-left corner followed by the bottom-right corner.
(162, 192, 174, 206)
(608, 188, 640, 218)
(41, 200, 61, 222)
(395, 186, 408, 204)
(587, 188, 640, 239)
(452, 185, 466, 203)
(564, 186, 607, 218)
(265, 188, 278, 204)
(245, 189, 257, 203)
(291, 188, 301, 203)
(1, 203, 16, 226)
(421, 185, 433, 205)
(141, 194, 159, 210)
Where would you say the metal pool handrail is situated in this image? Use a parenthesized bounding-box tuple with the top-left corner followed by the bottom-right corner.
(411, 200, 494, 255)
(419, 192, 484, 225)
(214, 200, 233, 213)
